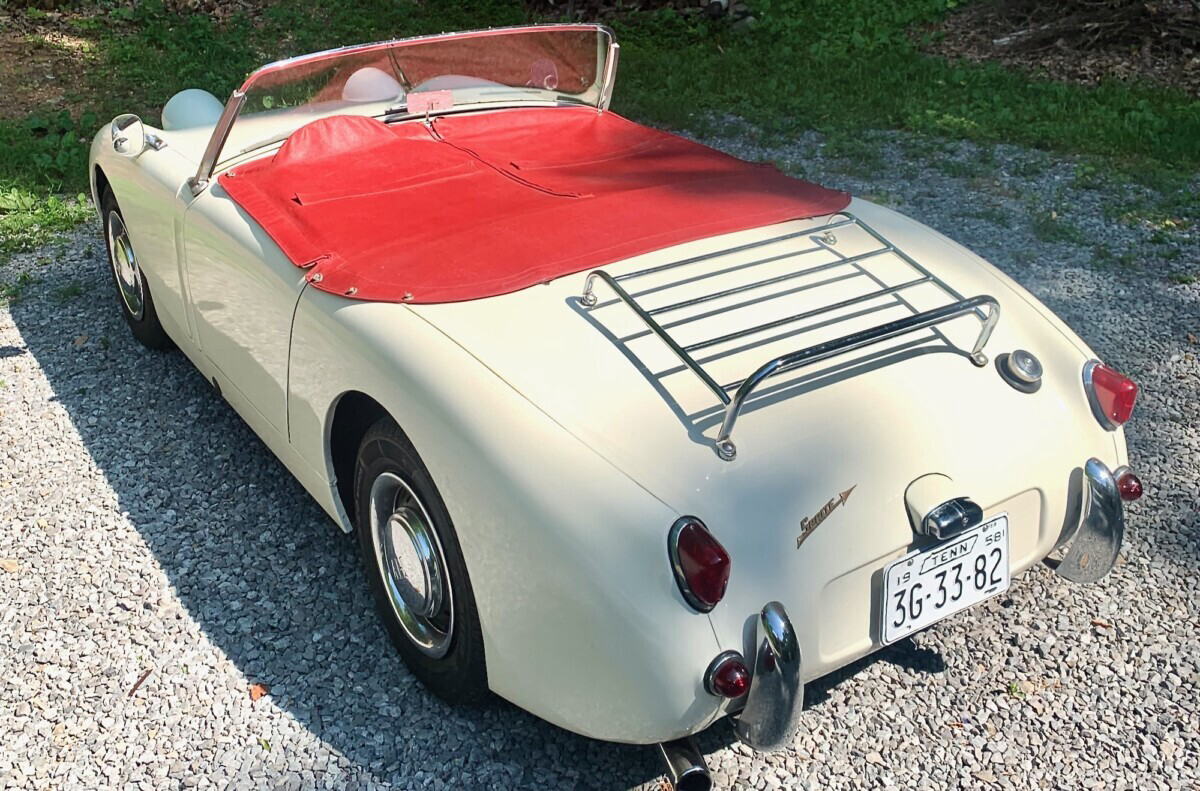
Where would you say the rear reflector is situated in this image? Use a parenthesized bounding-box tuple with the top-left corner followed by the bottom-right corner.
(1117, 469, 1143, 501)
(668, 517, 731, 612)
(705, 652, 750, 699)
(1084, 361, 1138, 430)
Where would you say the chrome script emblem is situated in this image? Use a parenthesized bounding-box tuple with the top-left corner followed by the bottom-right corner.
(796, 486, 856, 549)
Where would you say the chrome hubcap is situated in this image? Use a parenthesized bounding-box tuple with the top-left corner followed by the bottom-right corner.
(369, 472, 453, 658)
(106, 211, 144, 320)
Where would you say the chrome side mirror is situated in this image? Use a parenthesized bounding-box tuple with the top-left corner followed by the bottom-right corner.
(111, 114, 147, 157)
(110, 114, 165, 157)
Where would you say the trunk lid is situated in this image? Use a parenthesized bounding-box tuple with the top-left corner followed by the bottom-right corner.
(411, 198, 1122, 671)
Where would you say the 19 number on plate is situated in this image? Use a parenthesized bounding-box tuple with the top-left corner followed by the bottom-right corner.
(882, 515, 1009, 644)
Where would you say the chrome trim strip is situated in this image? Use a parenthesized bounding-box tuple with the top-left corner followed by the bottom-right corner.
(1056, 458, 1125, 584)
(1082, 359, 1119, 431)
(734, 602, 803, 751)
(579, 212, 1002, 461)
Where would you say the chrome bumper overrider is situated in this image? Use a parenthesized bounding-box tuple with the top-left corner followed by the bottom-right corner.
(733, 602, 803, 751)
(1056, 458, 1126, 584)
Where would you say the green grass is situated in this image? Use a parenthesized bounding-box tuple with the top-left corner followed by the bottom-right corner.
(1092, 243, 1137, 270)
(2, 0, 1198, 267)
(0, 271, 40, 306)
(1030, 210, 1085, 245)
(0, 186, 93, 259)
(969, 205, 1011, 228)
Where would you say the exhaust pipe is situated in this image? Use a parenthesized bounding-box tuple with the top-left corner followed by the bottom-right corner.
(658, 737, 712, 791)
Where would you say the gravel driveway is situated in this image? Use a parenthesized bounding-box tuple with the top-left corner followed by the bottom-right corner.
(2, 131, 1198, 790)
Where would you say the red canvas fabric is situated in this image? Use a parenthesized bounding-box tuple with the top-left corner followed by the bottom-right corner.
(218, 108, 851, 303)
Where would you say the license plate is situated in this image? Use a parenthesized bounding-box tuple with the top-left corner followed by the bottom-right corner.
(881, 515, 1010, 644)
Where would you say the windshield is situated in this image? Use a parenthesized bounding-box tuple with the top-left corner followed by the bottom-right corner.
(216, 25, 614, 167)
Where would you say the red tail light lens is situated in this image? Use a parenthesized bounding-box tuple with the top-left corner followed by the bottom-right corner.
(668, 517, 730, 612)
(1117, 469, 1143, 501)
(705, 652, 750, 698)
(1084, 361, 1138, 429)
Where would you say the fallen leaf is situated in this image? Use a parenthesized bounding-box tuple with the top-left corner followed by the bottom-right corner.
(1091, 619, 1113, 629)
(249, 682, 270, 702)
(0, 559, 17, 573)
(72, 335, 88, 348)
(257, 737, 271, 752)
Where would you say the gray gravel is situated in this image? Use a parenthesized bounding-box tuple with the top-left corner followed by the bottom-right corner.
(2, 129, 1198, 790)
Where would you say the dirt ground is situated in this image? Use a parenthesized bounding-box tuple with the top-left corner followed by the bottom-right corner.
(0, 10, 97, 121)
(922, 2, 1200, 97)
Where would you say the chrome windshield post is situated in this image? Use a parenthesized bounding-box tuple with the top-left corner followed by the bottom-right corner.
(188, 89, 246, 196)
(598, 41, 619, 112)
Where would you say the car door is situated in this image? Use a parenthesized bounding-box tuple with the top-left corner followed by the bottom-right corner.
(182, 179, 307, 436)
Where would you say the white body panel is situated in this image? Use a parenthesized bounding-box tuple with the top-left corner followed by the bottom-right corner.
(89, 106, 1128, 746)
(183, 182, 307, 434)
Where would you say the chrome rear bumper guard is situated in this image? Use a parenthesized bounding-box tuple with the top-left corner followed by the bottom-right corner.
(733, 602, 803, 751)
(1055, 458, 1125, 584)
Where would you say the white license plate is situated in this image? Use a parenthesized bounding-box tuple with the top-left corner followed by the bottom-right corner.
(881, 515, 1010, 644)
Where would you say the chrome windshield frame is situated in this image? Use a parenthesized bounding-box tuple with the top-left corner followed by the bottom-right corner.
(188, 23, 618, 194)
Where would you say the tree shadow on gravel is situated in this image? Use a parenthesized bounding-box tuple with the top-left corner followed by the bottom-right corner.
(6, 248, 728, 790)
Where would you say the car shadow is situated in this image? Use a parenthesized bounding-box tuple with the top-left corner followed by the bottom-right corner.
(4, 248, 715, 789)
(8, 244, 951, 789)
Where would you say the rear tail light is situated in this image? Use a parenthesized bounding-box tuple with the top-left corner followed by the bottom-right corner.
(1116, 468, 1143, 501)
(668, 517, 730, 612)
(705, 651, 750, 698)
(1084, 361, 1138, 430)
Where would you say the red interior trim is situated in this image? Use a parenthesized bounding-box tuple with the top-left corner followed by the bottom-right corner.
(218, 108, 851, 303)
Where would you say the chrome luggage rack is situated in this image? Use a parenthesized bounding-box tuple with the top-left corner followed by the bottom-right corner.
(578, 212, 1000, 461)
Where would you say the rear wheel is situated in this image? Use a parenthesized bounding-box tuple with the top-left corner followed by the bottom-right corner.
(100, 187, 170, 350)
(353, 416, 488, 703)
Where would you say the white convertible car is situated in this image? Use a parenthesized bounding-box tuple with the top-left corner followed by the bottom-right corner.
(90, 24, 1142, 791)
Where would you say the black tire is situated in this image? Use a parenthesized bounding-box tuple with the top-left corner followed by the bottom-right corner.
(353, 416, 488, 704)
(100, 186, 171, 350)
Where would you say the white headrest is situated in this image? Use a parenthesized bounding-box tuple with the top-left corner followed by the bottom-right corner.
(342, 67, 404, 103)
(161, 89, 225, 131)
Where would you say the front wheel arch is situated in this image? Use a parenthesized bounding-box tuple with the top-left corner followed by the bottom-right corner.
(93, 165, 111, 216)
(328, 390, 389, 526)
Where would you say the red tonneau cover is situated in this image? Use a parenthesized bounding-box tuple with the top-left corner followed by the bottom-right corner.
(219, 108, 850, 303)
